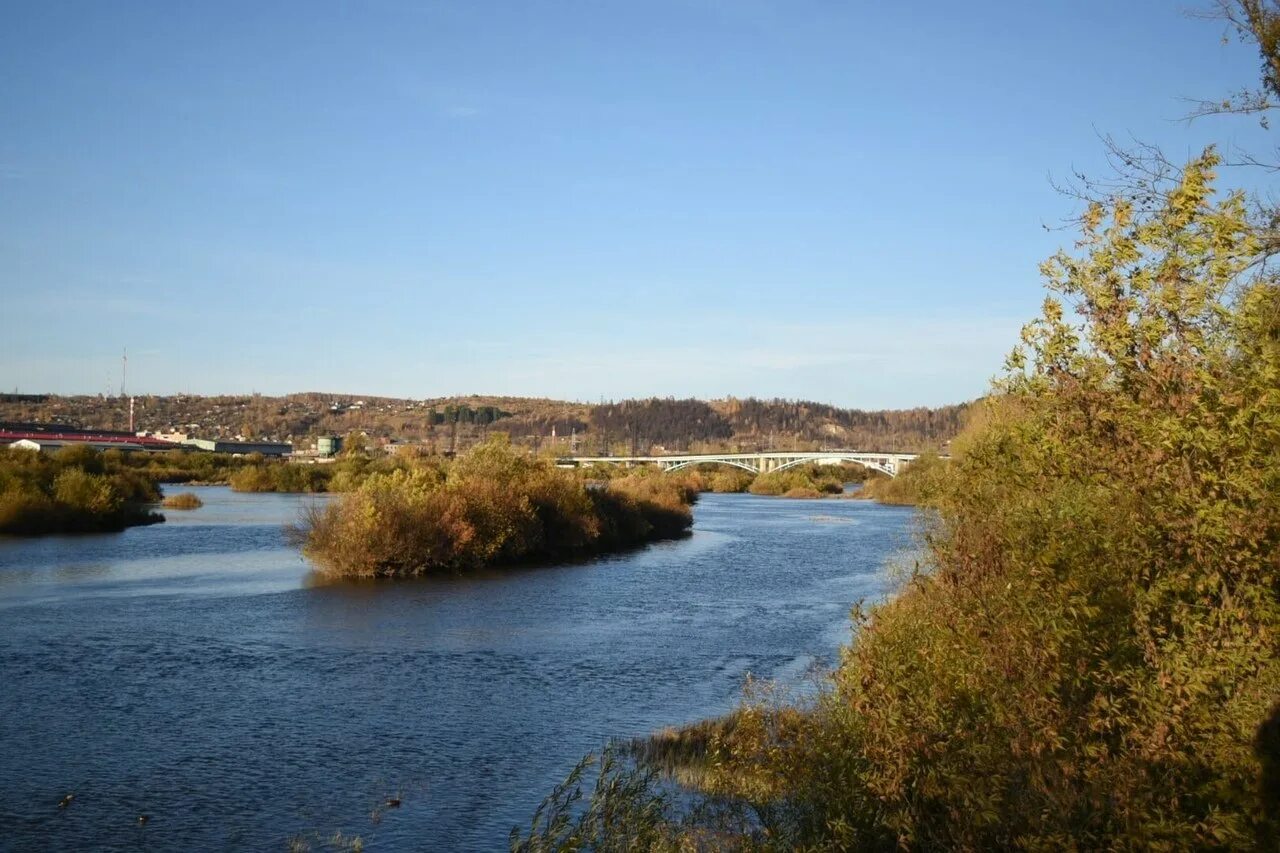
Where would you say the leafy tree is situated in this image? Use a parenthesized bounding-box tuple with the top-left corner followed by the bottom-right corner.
(515, 132, 1280, 853)
(339, 431, 368, 458)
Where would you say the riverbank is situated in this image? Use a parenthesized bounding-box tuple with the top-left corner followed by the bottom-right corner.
(513, 155, 1280, 851)
(0, 487, 910, 850)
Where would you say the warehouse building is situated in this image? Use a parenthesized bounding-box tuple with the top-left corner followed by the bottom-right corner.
(182, 438, 293, 457)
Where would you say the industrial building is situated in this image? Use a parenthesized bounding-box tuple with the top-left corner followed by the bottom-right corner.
(0, 424, 291, 457)
(182, 438, 293, 457)
(0, 427, 180, 453)
(8, 437, 157, 453)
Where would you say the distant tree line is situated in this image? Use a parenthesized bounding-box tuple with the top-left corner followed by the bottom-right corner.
(586, 397, 969, 453)
(0, 394, 971, 454)
(718, 397, 969, 451)
(590, 399, 733, 451)
(426, 404, 511, 426)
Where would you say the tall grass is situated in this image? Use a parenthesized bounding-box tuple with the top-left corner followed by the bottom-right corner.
(161, 491, 203, 509)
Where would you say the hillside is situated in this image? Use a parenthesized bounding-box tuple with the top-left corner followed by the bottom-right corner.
(0, 393, 971, 454)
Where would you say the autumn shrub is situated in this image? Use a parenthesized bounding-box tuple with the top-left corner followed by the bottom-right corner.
(748, 465, 844, 497)
(856, 452, 946, 506)
(228, 462, 334, 493)
(598, 474, 695, 543)
(705, 468, 755, 493)
(0, 490, 56, 532)
(0, 446, 162, 534)
(228, 465, 277, 492)
(517, 152, 1280, 850)
(299, 437, 695, 579)
(134, 450, 242, 484)
(162, 491, 203, 509)
(780, 487, 822, 499)
(271, 463, 331, 493)
(53, 468, 122, 515)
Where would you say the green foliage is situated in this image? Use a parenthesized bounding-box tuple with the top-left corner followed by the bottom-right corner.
(690, 465, 756, 493)
(856, 453, 947, 506)
(748, 465, 848, 497)
(338, 431, 368, 458)
(0, 446, 162, 534)
(523, 153, 1280, 850)
(229, 463, 333, 493)
(298, 437, 696, 579)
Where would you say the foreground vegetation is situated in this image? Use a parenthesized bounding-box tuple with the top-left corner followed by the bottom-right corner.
(0, 445, 163, 534)
(298, 438, 697, 579)
(854, 453, 945, 506)
(515, 109, 1280, 853)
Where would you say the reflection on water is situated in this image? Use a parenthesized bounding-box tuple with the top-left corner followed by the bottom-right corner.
(0, 485, 915, 851)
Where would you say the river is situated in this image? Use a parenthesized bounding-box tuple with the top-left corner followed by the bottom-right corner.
(0, 486, 915, 851)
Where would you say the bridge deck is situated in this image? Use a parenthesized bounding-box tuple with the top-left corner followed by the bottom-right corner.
(557, 450, 924, 476)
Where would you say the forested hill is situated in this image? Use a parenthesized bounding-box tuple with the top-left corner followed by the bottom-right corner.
(0, 393, 970, 454)
(591, 397, 968, 453)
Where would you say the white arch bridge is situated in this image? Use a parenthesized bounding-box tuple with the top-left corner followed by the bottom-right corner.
(557, 450, 921, 478)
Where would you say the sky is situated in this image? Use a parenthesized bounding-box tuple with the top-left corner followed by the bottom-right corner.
(0, 0, 1273, 408)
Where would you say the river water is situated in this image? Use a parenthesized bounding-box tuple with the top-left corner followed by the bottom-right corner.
(0, 486, 915, 851)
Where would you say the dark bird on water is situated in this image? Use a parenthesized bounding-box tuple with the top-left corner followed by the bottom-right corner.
(385, 797, 401, 808)
(57, 794, 74, 809)
(137, 815, 150, 826)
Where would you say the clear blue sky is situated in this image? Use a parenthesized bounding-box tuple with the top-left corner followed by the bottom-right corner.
(0, 1, 1269, 407)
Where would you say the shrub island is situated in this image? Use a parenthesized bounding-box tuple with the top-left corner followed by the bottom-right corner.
(296, 437, 697, 579)
(161, 491, 204, 510)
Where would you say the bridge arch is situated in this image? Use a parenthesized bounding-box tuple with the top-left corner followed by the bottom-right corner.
(662, 458, 759, 474)
(771, 456, 895, 477)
